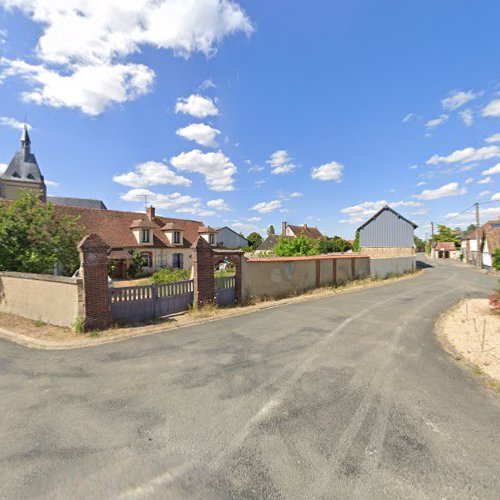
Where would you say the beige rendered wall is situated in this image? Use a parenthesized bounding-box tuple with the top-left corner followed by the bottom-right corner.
(319, 259, 334, 286)
(0, 272, 82, 328)
(241, 259, 317, 301)
(361, 247, 415, 259)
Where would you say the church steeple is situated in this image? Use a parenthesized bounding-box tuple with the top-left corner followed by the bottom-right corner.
(20, 124, 31, 159)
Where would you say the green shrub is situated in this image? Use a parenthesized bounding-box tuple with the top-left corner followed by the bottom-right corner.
(150, 267, 190, 284)
(493, 248, 500, 271)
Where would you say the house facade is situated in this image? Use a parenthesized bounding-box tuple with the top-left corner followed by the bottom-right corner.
(357, 205, 417, 258)
(216, 226, 249, 248)
(461, 220, 500, 269)
(432, 242, 458, 259)
(282, 221, 324, 239)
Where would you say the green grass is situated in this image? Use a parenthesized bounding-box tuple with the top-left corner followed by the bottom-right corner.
(33, 320, 46, 328)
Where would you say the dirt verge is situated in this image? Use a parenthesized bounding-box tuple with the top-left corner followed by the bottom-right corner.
(0, 270, 422, 350)
(436, 299, 500, 392)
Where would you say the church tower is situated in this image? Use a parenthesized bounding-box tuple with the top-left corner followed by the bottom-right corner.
(0, 125, 46, 202)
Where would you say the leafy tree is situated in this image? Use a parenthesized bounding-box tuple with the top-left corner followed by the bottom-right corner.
(0, 192, 82, 275)
(352, 231, 360, 252)
(127, 250, 147, 278)
(414, 236, 425, 252)
(432, 224, 461, 246)
(247, 232, 263, 250)
(465, 224, 477, 233)
(274, 234, 320, 256)
(267, 224, 275, 236)
(493, 248, 500, 271)
(318, 237, 352, 254)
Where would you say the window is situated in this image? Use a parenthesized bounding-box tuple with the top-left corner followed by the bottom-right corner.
(172, 253, 183, 269)
(209, 233, 215, 245)
(173, 231, 181, 244)
(141, 252, 152, 267)
(141, 229, 150, 243)
(12, 172, 20, 178)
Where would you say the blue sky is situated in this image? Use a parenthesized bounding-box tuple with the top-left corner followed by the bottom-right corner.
(0, 0, 499, 239)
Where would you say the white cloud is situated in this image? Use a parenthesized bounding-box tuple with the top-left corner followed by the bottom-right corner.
(460, 109, 474, 127)
(251, 200, 282, 214)
(170, 149, 236, 191)
(416, 181, 426, 187)
(402, 113, 416, 123)
(478, 176, 492, 185)
(207, 198, 230, 211)
(409, 164, 419, 170)
(465, 177, 474, 184)
(479, 190, 492, 198)
(289, 191, 303, 198)
(485, 133, 500, 144)
(441, 90, 478, 111)
(413, 182, 467, 200)
(491, 192, 500, 201)
(1, 58, 155, 115)
(247, 216, 261, 222)
(199, 79, 216, 90)
(113, 161, 191, 188)
(482, 163, 500, 175)
(0, 1, 251, 114)
(427, 145, 500, 165)
(0, 163, 7, 175)
(45, 179, 59, 187)
(425, 114, 448, 129)
(445, 207, 500, 225)
(266, 150, 296, 174)
(0, 116, 32, 130)
(482, 99, 500, 117)
(311, 161, 344, 182)
(176, 123, 220, 147)
(0, 29, 6, 46)
(175, 94, 219, 118)
(339, 200, 422, 224)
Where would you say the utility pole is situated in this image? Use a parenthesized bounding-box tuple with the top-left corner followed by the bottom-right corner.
(475, 202, 481, 269)
(431, 222, 434, 239)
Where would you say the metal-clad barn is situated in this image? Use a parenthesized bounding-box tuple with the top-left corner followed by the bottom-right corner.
(216, 226, 249, 248)
(357, 206, 417, 247)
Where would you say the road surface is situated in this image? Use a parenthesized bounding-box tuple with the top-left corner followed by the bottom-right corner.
(1, 257, 499, 499)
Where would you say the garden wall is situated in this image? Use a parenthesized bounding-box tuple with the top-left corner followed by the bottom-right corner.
(369, 257, 416, 279)
(0, 272, 83, 328)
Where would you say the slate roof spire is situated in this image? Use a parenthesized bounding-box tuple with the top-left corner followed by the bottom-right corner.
(20, 124, 31, 159)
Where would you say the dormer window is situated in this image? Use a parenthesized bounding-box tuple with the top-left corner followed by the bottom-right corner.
(141, 229, 151, 243)
(173, 231, 181, 244)
(27, 173, 35, 180)
(12, 172, 20, 178)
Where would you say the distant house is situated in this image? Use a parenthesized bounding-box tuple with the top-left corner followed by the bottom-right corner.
(357, 205, 417, 259)
(216, 226, 249, 248)
(432, 242, 458, 259)
(256, 234, 282, 253)
(461, 220, 500, 269)
(282, 221, 324, 239)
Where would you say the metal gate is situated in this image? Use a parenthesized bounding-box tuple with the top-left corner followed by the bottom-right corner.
(109, 280, 194, 323)
(215, 276, 236, 306)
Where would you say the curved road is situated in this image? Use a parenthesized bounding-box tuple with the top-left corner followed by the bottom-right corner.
(1, 258, 499, 499)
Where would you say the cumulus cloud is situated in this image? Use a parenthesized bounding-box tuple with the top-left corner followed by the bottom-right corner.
(251, 200, 282, 214)
(339, 200, 422, 224)
(175, 94, 219, 118)
(491, 192, 500, 201)
(464, 177, 474, 185)
(485, 133, 500, 144)
(459, 109, 474, 127)
(247, 216, 261, 222)
(113, 161, 191, 188)
(482, 163, 500, 176)
(427, 145, 500, 165)
(445, 207, 500, 225)
(482, 99, 500, 117)
(478, 176, 492, 185)
(45, 179, 59, 187)
(0, 116, 32, 130)
(441, 90, 478, 111)
(170, 149, 236, 191)
(0, 163, 7, 175)
(207, 198, 230, 211)
(413, 182, 467, 200)
(0, 58, 154, 115)
(311, 161, 344, 182)
(176, 123, 220, 147)
(401, 113, 416, 123)
(425, 114, 448, 129)
(266, 150, 296, 174)
(0, 0, 252, 113)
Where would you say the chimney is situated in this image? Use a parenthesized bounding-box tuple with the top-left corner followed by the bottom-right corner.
(282, 221, 287, 236)
(304, 223, 308, 229)
(147, 206, 155, 221)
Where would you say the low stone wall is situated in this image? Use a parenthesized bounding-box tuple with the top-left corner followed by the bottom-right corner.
(369, 257, 416, 279)
(361, 247, 415, 258)
(241, 255, 370, 302)
(0, 272, 83, 328)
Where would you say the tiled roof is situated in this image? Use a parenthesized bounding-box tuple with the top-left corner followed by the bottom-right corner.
(287, 224, 324, 239)
(47, 196, 107, 210)
(53, 205, 202, 249)
(434, 242, 456, 251)
(198, 225, 216, 233)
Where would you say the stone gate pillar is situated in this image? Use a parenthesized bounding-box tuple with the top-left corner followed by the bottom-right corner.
(192, 236, 215, 307)
(78, 234, 112, 331)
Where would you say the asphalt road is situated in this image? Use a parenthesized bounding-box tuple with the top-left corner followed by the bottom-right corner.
(1, 257, 499, 499)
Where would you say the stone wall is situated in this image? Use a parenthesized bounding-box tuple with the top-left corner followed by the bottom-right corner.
(369, 257, 416, 278)
(361, 247, 415, 259)
(0, 272, 83, 328)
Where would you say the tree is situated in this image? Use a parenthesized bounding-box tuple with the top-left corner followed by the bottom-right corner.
(318, 237, 352, 254)
(414, 236, 425, 252)
(432, 224, 461, 246)
(465, 224, 477, 233)
(127, 250, 147, 278)
(0, 192, 82, 275)
(352, 231, 360, 252)
(274, 234, 320, 256)
(493, 248, 500, 271)
(247, 232, 263, 250)
(267, 224, 275, 236)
